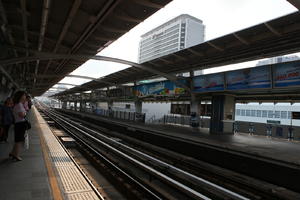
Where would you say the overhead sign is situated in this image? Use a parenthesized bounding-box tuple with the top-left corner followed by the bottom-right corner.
(134, 80, 186, 96)
(274, 61, 300, 88)
(193, 73, 224, 92)
(226, 66, 271, 90)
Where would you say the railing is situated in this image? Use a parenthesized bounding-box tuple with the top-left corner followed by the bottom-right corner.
(163, 114, 191, 126)
(93, 108, 146, 123)
(233, 121, 298, 140)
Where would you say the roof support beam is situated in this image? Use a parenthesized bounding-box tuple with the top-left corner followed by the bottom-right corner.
(207, 41, 224, 51)
(35, 0, 51, 85)
(9, 25, 71, 50)
(173, 53, 186, 61)
(54, 0, 121, 74)
(0, 65, 19, 88)
(0, 51, 191, 93)
(0, 0, 17, 57)
(264, 22, 281, 36)
(101, 25, 128, 33)
(20, 0, 29, 82)
(158, 57, 173, 64)
(186, 48, 204, 57)
(113, 10, 143, 23)
(66, 74, 96, 80)
(56, 83, 78, 87)
(287, 0, 300, 10)
(20, 0, 29, 53)
(131, 0, 164, 8)
(43, 0, 81, 75)
(233, 33, 249, 45)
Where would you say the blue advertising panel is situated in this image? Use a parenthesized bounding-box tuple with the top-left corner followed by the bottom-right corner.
(274, 61, 300, 87)
(226, 66, 271, 90)
(134, 80, 186, 96)
(193, 73, 224, 92)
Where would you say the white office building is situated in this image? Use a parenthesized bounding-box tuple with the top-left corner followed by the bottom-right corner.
(138, 14, 205, 63)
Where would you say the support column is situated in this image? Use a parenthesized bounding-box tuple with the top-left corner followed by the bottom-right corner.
(134, 99, 144, 122)
(210, 95, 235, 134)
(74, 101, 77, 111)
(107, 99, 113, 109)
(90, 102, 97, 113)
(80, 101, 86, 112)
(62, 101, 67, 109)
(189, 71, 200, 127)
(134, 99, 142, 113)
(190, 93, 200, 127)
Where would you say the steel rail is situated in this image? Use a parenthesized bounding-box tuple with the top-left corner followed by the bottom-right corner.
(40, 107, 163, 200)
(45, 108, 211, 200)
(45, 108, 250, 200)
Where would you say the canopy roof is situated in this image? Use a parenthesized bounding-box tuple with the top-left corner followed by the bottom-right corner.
(54, 11, 300, 96)
(0, 0, 172, 96)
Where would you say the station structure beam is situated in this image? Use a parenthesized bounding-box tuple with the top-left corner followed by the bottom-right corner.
(34, 0, 51, 85)
(287, 0, 300, 10)
(0, 49, 191, 93)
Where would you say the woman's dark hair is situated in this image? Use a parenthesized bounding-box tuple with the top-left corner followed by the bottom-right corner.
(13, 91, 26, 104)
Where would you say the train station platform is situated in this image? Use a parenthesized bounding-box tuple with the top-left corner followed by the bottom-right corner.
(60, 109, 300, 167)
(0, 107, 100, 200)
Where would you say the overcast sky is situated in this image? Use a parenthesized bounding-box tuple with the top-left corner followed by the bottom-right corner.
(54, 0, 297, 91)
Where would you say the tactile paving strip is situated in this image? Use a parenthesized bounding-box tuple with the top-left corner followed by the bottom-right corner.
(35, 109, 99, 200)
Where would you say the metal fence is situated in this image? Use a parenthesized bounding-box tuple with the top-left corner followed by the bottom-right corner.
(163, 114, 191, 126)
(93, 108, 145, 122)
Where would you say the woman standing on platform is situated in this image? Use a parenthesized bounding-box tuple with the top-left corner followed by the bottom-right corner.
(9, 91, 27, 161)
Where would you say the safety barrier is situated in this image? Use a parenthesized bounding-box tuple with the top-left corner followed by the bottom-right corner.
(93, 108, 145, 122)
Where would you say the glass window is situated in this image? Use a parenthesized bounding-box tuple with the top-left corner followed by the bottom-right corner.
(262, 110, 268, 118)
(251, 110, 256, 117)
(241, 109, 245, 116)
(268, 110, 274, 118)
(281, 111, 287, 119)
(246, 110, 251, 116)
(236, 109, 241, 116)
(275, 111, 280, 118)
(288, 111, 292, 119)
(256, 110, 262, 117)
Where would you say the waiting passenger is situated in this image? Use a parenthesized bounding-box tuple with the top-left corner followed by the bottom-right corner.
(0, 98, 14, 143)
(9, 91, 27, 161)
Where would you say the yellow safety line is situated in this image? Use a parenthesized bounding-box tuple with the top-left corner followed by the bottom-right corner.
(36, 111, 63, 200)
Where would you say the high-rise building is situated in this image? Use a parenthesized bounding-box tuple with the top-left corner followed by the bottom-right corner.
(138, 14, 205, 63)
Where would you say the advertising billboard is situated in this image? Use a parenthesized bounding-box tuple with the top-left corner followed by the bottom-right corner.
(274, 61, 300, 88)
(134, 80, 186, 96)
(193, 73, 224, 92)
(226, 66, 271, 90)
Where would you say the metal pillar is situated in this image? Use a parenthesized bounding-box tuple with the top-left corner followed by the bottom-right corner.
(210, 95, 235, 134)
(135, 99, 142, 113)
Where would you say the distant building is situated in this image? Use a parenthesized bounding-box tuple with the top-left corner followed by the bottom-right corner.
(256, 55, 299, 66)
(138, 14, 205, 63)
(235, 103, 300, 126)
